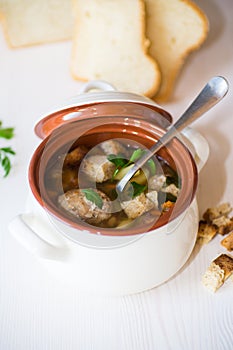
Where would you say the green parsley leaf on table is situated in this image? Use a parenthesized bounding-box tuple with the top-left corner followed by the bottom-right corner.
(0, 121, 15, 177)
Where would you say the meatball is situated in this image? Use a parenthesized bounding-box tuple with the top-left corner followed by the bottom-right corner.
(63, 145, 88, 167)
(100, 140, 127, 156)
(58, 189, 112, 225)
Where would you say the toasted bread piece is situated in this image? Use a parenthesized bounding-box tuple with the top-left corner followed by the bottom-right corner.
(0, 0, 74, 47)
(203, 202, 232, 222)
(213, 254, 233, 279)
(212, 217, 233, 235)
(202, 262, 225, 293)
(145, 0, 208, 101)
(202, 254, 233, 292)
(221, 232, 233, 252)
(71, 0, 161, 97)
(197, 220, 218, 245)
(121, 192, 154, 219)
(81, 155, 116, 183)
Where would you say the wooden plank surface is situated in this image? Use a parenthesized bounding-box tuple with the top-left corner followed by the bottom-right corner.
(0, 0, 233, 349)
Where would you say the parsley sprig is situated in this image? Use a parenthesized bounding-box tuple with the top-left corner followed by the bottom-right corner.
(0, 121, 16, 177)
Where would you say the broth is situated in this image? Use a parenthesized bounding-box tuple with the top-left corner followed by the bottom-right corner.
(44, 137, 181, 229)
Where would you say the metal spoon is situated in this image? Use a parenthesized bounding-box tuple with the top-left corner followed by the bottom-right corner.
(116, 76, 229, 194)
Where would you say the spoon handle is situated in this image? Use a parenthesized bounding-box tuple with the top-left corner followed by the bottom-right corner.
(172, 76, 228, 131)
(117, 76, 229, 193)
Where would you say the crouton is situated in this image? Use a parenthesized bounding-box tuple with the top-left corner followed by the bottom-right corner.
(202, 262, 225, 293)
(213, 254, 233, 279)
(121, 193, 154, 219)
(81, 155, 116, 183)
(146, 191, 159, 208)
(197, 220, 218, 245)
(202, 254, 233, 292)
(221, 232, 233, 252)
(212, 217, 233, 235)
(148, 174, 166, 191)
(162, 183, 180, 197)
(203, 203, 232, 222)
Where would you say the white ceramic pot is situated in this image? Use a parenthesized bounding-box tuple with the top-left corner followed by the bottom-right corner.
(9, 80, 209, 295)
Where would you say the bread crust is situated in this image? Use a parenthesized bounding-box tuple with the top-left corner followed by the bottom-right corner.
(138, 0, 161, 97)
(145, 0, 209, 102)
(70, 0, 161, 97)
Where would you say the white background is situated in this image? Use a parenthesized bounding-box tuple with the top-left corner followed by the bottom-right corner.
(0, 0, 233, 349)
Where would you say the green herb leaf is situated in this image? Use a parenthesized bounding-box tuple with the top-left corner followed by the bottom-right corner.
(0, 147, 15, 177)
(0, 147, 16, 155)
(0, 121, 15, 177)
(131, 181, 147, 198)
(0, 126, 14, 139)
(82, 189, 103, 209)
(1, 156, 11, 177)
(147, 159, 156, 175)
(129, 148, 146, 163)
(107, 154, 128, 167)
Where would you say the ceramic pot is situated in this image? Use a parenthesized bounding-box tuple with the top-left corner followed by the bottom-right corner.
(9, 80, 209, 295)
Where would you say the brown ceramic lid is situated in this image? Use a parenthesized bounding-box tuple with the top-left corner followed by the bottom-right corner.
(34, 92, 172, 139)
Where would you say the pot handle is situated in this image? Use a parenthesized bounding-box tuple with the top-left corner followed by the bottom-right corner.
(78, 80, 117, 93)
(181, 126, 209, 172)
(8, 214, 69, 261)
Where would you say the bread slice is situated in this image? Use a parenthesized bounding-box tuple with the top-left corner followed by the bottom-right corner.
(202, 254, 233, 292)
(70, 0, 161, 97)
(145, 0, 208, 101)
(0, 0, 74, 47)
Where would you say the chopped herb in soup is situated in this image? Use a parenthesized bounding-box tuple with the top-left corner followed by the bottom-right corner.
(45, 139, 181, 229)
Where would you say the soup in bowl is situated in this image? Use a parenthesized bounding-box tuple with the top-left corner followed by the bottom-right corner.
(29, 109, 198, 240)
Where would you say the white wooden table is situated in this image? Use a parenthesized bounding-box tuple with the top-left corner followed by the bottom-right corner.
(0, 1, 233, 349)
